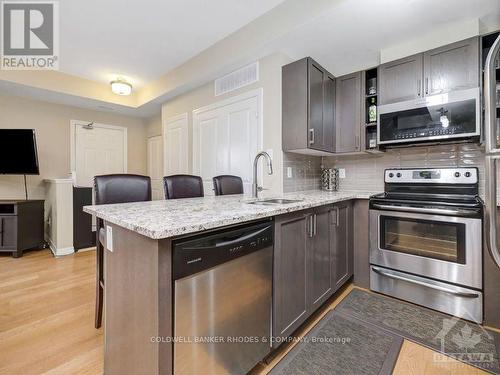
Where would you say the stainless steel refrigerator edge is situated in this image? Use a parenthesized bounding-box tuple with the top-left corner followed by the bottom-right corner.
(484, 33, 500, 270)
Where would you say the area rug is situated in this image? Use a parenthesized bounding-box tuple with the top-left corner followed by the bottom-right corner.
(269, 310, 403, 375)
(335, 288, 500, 374)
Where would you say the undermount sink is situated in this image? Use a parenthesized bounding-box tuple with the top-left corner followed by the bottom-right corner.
(246, 198, 303, 205)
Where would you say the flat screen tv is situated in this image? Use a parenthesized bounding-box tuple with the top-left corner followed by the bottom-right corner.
(0, 129, 40, 175)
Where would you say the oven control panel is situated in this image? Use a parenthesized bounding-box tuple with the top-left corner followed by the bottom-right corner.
(385, 168, 478, 184)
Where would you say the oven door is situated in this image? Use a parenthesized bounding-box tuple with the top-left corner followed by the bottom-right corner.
(369, 208, 482, 289)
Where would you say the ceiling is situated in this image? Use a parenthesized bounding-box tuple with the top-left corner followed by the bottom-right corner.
(1, 0, 499, 117)
(59, 0, 285, 89)
(274, 0, 500, 76)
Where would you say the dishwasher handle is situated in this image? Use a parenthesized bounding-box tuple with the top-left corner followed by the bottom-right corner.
(181, 226, 270, 251)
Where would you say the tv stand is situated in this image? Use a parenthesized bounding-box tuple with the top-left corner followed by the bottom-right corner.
(0, 200, 44, 258)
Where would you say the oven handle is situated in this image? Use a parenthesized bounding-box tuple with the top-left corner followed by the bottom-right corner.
(371, 203, 476, 216)
(372, 267, 480, 299)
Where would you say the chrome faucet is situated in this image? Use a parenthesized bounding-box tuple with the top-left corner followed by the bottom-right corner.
(252, 151, 273, 198)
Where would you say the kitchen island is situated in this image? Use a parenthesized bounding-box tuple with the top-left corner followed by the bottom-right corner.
(84, 190, 377, 375)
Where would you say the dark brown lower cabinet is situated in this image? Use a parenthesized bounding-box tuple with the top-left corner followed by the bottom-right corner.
(0, 200, 44, 258)
(331, 201, 354, 290)
(273, 201, 353, 346)
(309, 205, 333, 311)
(273, 210, 309, 345)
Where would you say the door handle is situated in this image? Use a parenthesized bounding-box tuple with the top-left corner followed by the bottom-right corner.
(484, 33, 500, 270)
(372, 266, 480, 298)
(371, 203, 477, 216)
(485, 155, 500, 268)
(309, 129, 315, 145)
(485, 34, 500, 154)
(330, 208, 340, 226)
(308, 215, 314, 238)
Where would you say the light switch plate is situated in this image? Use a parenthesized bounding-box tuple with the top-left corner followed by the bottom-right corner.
(106, 226, 113, 252)
(287, 167, 293, 178)
(338, 168, 346, 179)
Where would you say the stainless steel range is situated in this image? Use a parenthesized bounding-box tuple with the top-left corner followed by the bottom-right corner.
(369, 167, 483, 323)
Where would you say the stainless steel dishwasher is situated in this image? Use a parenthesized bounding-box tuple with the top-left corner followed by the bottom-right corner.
(172, 220, 273, 375)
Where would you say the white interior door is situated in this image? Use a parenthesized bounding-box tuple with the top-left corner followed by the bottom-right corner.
(163, 113, 189, 176)
(193, 89, 262, 195)
(72, 122, 127, 187)
(147, 135, 164, 200)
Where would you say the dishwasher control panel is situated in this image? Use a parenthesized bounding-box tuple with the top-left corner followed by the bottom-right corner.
(172, 220, 273, 280)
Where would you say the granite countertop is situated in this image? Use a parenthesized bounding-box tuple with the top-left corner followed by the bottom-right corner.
(83, 190, 379, 240)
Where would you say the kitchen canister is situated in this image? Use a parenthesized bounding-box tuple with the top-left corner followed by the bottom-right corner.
(321, 168, 339, 191)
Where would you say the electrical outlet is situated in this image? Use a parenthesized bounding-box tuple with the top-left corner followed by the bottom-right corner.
(287, 167, 293, 178)
(106, 226, 113, 252)
(338, 168, 346, 179)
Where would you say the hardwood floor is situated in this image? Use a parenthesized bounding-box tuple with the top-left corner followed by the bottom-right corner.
(0, 249, 103, 375)
(0, 249, 484, 374)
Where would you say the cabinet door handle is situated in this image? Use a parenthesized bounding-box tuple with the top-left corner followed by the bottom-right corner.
(309, 129, 315, 145)
(425, 77, 429, 95)
(308, 215, 314, 238)
(313, 214, 317, 236)
(417, 79, 421, 97)
(0, 218, 3, 246)
(355, 135, 360, 150)
(330, 208, 340, 226)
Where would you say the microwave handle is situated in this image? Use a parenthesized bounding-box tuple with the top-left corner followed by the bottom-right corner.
(371, 203, 476, 216)
(372, 267, 480, 298)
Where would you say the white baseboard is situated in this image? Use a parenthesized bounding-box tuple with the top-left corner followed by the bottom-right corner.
(47, 238, 75, 257)
(77, 246, 96, 253)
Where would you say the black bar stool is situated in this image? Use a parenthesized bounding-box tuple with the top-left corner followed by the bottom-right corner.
(163, 174, 204, 199)
(93, 174, 151, 329)
(213, 175, 244, 196)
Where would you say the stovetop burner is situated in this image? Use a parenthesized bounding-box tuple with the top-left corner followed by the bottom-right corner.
(371, 192, 482, 207)
(370, 167, 483, 216)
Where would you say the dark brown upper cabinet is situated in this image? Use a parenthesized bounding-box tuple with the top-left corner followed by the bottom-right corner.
(378, 54, 423, 105)
(378, 37, 479, 105)
(335, 72, 362, 153)
(282, 57, 335, 154)
(424, 37, 479, 96)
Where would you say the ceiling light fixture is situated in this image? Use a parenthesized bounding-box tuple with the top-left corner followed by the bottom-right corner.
(110, 79, 132, 96)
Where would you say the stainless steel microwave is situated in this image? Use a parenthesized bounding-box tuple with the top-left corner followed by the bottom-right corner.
(377, 88, 481, 147)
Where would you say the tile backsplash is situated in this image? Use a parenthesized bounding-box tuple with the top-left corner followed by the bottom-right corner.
(282, 144, 494, 197)
(283, 152, 322, 193)
(322, 143, 486, 196)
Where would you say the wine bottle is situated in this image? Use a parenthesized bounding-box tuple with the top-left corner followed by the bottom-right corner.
(368, 97, 377, 123)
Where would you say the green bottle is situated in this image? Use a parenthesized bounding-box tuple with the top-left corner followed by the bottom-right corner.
(368, 97, 377, 123)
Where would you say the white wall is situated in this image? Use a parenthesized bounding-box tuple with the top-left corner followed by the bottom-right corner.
(0, 94, 148, 200)
(161, 52, 292, 195)
(45, 179, 74, 256)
